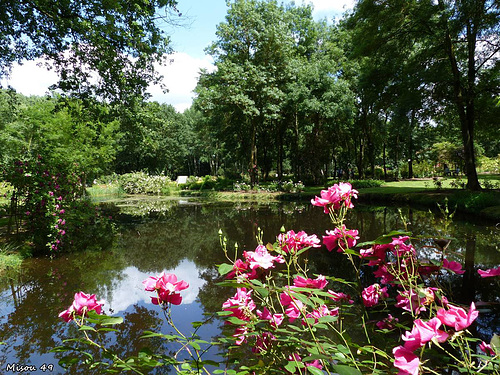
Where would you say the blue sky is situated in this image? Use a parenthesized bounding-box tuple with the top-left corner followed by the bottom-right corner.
(1, 0, 354, 112)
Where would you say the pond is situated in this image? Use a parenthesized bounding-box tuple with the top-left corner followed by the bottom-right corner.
(0, 198, 499, 374)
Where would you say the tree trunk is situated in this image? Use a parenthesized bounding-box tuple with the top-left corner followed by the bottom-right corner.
(408, 111, 415, 179)
(439, 1, 481, 190)
(250, 119, 258, 187)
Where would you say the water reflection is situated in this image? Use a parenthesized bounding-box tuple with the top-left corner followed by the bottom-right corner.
(0, 199, 499, 374)
(105, 262, 206, 314)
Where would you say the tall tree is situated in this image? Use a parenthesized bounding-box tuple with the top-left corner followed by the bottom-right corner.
(348, 0, 500, 190)
(196, 0, 293, 185)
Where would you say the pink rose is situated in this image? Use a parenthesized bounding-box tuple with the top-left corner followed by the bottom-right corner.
(293, 275, 328, 290)
(311, 182, 358, 213)
(393, 346, 420, 375)
(442, 259, 465, 274)
(244, 245, 285, 270)
(59, 292, 104, 322)
(479, 341, 496, 356)
(478, 267, 500, 277)
(323, 225, 359, 252)
(402, 318, 448, 351)
(362, 283, 388, 307)
(143, 272, 189, 306)
(277, 230, 320, 253)
(436, 302, 479, 331)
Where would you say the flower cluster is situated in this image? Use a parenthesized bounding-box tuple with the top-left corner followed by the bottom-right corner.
(59, 292, 104, 322)
(323, 224, 359, 252)
(311, 182, 358, 213)
(393, 303, 478, 375)
(143, 272, 189, 306)
(55, 182, 500, 375)
(277, 230, 320, 253)
(226, 244, 285, 280)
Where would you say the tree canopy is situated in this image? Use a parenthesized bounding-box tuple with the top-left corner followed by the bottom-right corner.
(1, 0, 180, 102)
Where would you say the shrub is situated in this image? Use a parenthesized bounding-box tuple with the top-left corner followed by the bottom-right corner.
(118, 172, 174, 195)
(2, 154, 113, 254)
(349, 179, 384, 189)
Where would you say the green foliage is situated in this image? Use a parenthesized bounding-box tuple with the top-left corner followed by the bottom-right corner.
(0, 242, 23, 276)
(1, 0, 180, 102)
(117, 172, 175, 195)
(347, 179, 383, 189)
(2, 153, 114, 254)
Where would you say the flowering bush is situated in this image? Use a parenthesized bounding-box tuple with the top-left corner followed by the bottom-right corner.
(118, 171, 174, 195)
(3, 154, 114, 254)
(55, 182, 500, 374)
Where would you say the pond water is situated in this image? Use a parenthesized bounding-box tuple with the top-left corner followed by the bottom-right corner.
(0, 198, 499, 374)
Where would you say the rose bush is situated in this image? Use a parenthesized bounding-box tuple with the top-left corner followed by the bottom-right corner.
(54, 183, 500, 374)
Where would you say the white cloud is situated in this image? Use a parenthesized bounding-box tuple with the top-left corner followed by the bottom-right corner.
(1, 52, 214, 113)
(149, 52, 215, 112)
(0, 59, 58, 96)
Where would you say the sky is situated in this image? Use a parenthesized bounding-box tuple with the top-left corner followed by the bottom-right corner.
(1, 0, 355, 112)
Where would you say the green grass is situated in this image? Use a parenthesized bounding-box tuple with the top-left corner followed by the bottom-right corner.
(87, 183, 125, 198)
(0, 243, 24, 276)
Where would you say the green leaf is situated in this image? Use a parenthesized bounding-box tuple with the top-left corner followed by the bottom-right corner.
(284, 361, 297, 373)
(79, 325, 97, 332)
(491, 333, 500, 352)
(226, 316, 249, 325)
(191, 321, 204, 328)
(218, 263, 233, 276)
(331, 365, 362, 375)
(100, 316, 123, 326)
(190, 341, 201, 350)
(307, 366, 325, 375)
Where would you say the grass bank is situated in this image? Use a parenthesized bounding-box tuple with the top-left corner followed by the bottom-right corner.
(70, 176, 500, 222)
(179, 178, 500, 221)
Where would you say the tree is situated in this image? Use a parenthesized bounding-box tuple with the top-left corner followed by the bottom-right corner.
(348, 0, 500, 190)
(196, 0, 293, 185)
(0, 0, 181, 102)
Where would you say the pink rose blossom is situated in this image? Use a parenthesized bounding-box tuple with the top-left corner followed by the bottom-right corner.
(328, 290, 354, 304)
(362, 283, 388, 307)
(360, 245, 388, 265)
(257, 307, 284, 328)
(376, 314, 399, 330)
(293, 275, 328, 289)
(311, 182, 358, 212)
(373, 264, 396, 285)
(478, 267, 500, 277)
(277, 230, 320, 253)
(280, 289, 305, 322)
(243, 245, 284, 270)
(442, 259, 465, 274)
(233, 325, 248, 345)
(436, 302, 479, 331)
(143, 272, 189, 306)
(287, 354, 323, 370)
(59, 292, 104, 322)
(479, 341, 496, 356)
(395, 288, 438, 315)
(393, 346, 420, 375)
(303, 304, 339, 325)
(402, 318, 448, 351)
(323, 225, 359, 252)
(222, 288, 256, 321)
(226, 259, 250, 279)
